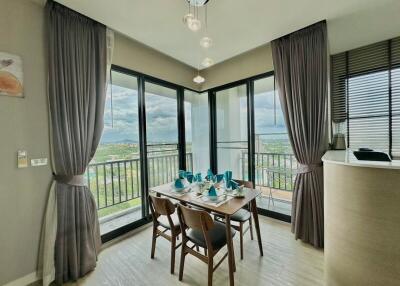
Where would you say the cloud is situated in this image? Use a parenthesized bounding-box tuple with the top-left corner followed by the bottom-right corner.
(100, 86, 288, 145)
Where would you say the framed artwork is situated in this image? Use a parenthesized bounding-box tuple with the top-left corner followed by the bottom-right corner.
(0, 52, 23, 98)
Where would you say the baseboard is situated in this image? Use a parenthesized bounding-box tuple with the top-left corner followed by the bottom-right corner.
(3, 272, 39, 286)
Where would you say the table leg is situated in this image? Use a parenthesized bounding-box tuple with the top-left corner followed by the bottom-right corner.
(225, 214, 235, 286)
(251, 198, 263, 256)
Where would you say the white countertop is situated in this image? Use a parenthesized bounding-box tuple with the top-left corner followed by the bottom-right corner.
(322, 150, 400, 170)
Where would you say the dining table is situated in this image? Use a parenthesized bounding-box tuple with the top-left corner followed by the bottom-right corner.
(150, 182, 264, 286)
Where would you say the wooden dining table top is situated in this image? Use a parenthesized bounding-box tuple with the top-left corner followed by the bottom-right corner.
(150, 183, 262, 216)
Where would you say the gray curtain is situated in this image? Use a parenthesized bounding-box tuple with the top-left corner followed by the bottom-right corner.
(46, 1, 107, 283)
(271, 21, 328, 248)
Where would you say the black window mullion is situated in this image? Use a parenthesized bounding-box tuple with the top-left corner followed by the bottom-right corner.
(247, 80, 255, 185)
(177, 87, 186, 170)
(209, 91, 217, 174)
(137, 75, 149, 218)
(346, 51, 350, 148)
(388, 39, 393, 157)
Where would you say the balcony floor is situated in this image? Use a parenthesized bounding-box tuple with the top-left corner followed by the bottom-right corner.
(257, 187, 292, 216)
(99, 207, 142, 235)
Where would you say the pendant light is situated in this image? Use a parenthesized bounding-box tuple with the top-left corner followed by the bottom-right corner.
(201, 57, 214, 68)
(184, 2, 201, 32)
(193, 64, 205, 84)
(193, 74, 205, 84)
(200, 6, 212, 48)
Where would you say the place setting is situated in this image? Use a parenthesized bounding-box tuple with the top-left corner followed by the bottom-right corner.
(169, 169, 247, 207)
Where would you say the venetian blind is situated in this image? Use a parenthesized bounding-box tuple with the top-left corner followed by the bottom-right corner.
(331, 36, 400, 157)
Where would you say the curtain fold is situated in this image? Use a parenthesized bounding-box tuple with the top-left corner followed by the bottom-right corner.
(271, 21, 328, 248)
(39, 1, 107, 284)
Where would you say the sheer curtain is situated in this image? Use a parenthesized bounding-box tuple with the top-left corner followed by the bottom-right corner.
(38, 1, 113, 285)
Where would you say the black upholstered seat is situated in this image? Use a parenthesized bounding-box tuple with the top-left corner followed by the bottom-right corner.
(187, 221, 236, 250)
(215, 208, 251, 222)
(231, 209, 251, 222)
(157, 214, 180, 230)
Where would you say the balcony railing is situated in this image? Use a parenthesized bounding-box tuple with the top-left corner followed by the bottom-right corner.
(242, 152, 298, 192)
(87, 151, 296, 213)
(87, 153, 193, 210)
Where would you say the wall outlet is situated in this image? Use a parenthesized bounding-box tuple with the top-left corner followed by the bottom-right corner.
(31, 158, 48, 167)
(17, 150, 28, 168)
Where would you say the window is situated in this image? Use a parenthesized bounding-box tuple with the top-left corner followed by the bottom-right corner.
(89, 69, 143, 235)
(184, 90, 210, 174)
(253, 76, 296, 216)
(331, 37, 400, 157)
(145, 82, 179, 188)
(215, 84, 249, 180)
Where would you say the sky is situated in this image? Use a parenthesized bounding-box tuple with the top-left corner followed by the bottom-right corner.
(100, 83, 287, 144)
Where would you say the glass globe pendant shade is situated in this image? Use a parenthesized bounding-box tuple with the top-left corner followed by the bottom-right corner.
(200, 36, 213, 48)
(188, 18, 201, 31)
(183, 13, 194, 25)
(193, 75, 205, 84)
(201, 57, 214, 68)
(188, 0, 209, 7)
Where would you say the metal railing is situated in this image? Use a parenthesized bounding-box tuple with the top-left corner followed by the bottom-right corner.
(87, 150, 295, 211)
(86, 153, 193, 210)
(242, 152, 298, 191)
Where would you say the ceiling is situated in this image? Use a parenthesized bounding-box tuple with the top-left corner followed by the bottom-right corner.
(53, 0, 397, 69)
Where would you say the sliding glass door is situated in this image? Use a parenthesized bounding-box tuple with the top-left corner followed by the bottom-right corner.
(88, 69, 144, 235)
(184, 91, 210, 174)
(215, 84, 249, 180)
(253, 76, 295, 217)
(145, 82, 180, 188)
(90, 65, 292, 240)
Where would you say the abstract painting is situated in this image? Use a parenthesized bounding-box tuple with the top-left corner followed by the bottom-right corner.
(0, 52, 23, 97)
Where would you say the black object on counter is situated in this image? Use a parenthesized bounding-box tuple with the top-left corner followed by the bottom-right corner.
(353, 149, 391, 162)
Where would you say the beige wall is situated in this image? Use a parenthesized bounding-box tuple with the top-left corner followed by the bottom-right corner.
(0, 1, 199, 285)
(201, 43, 274, 91)
(0, 0, 51, 285)
(113, 32, 198, 91)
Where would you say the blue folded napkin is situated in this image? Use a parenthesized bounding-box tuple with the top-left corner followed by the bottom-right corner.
(230, 180, 239, 190)
(224, 171, 232, 188)
(206, 169, 214, 181)
(194, 173, 202, 182)
(208, 185, 217, 196)
(178, 170, 187, 179)
(174, 178, 184, 189)
(186, 173, 194, 183)
(215, 174, 224, 183)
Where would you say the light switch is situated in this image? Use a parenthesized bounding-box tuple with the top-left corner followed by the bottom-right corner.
(31, 158, 48, 167)
(17, 150, 28, 168)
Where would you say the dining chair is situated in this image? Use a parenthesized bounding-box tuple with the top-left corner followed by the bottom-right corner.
(215, 179, 254, 260)
(148, 194, 181, 274)
(177, 204, 236, 286)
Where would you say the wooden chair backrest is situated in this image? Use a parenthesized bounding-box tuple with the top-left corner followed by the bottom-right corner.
(177, 204, 214, 231)
(233, 179, 253, 189)
(149, 194, 175, 217)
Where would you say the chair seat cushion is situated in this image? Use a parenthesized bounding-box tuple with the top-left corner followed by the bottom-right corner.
(231, 209, 251, 222)
(187, 221, 236, 250)
(157, 214, 180, 230)
(215, 209, 251, 222)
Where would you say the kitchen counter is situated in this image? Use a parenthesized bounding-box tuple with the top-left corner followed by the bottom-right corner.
(322, 150, 400, 169)
(323, 150, 400, 286)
